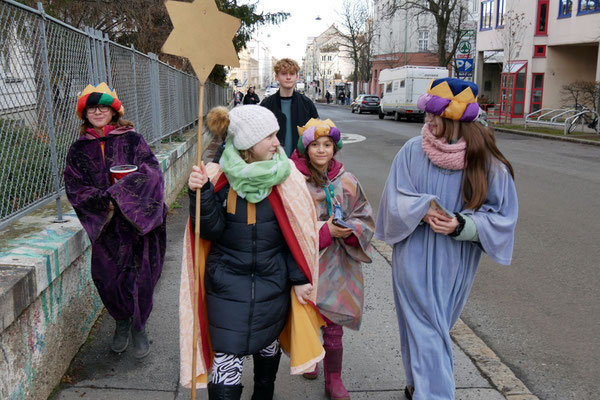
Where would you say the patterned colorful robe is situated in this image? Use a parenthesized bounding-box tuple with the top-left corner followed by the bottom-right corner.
(64, 126, 167, 331)
(291, 151, 374, 330)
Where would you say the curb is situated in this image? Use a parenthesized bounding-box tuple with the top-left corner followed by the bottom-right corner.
(495, 127, 600, 147)
(370, 239, 539, 400)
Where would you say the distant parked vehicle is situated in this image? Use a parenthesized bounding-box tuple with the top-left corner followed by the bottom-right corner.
(378, 65, 448, 121)
(351, 94, 380, 114)
(264, 85, 279, 97)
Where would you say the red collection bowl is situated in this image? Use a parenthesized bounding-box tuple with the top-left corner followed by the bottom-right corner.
(109, 165, 138, 184)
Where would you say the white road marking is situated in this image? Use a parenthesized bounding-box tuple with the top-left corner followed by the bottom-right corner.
(341, 133, 366, 144)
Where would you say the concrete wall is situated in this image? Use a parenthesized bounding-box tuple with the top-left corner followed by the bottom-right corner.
(0, 129, 200, 400)
(544, 44, 599, 110)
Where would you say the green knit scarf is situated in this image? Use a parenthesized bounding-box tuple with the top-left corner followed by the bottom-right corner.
(220, 138, 291, 203)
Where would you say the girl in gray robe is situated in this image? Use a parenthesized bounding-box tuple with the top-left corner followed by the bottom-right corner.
(375, 78, 518, 400)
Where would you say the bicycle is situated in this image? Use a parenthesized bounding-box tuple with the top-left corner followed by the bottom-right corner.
(567, 106, 599, 134)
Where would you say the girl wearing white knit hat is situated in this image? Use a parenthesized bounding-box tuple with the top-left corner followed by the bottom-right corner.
(182, 105, 324, 399)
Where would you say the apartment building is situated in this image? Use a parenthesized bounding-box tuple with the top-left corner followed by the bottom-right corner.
(302, 25, 354, 97)
(475, 0, 600, 117)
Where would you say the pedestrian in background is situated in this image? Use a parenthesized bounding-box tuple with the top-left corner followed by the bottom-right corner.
(261, 58, 319, 156)
(243, 86, 261, 105)
(234, 90, 243, 106)
(291, 118, 374, 400)
(64, 83, 167, 359)
(339, 91, 345, 106)
(375, 78, 518, 400)
(325, 90, 331, 104)
(185, 105, 321, 399)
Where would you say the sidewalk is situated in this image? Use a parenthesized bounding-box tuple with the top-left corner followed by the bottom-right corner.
(49, 192, 536, 400)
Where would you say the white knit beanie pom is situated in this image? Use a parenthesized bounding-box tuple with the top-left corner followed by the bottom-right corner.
(228, 105, 280, 150)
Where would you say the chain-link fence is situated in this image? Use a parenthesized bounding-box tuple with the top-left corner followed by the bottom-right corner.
(0, 0, 230, 229)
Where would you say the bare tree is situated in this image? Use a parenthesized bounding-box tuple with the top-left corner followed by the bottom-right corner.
(561, 81, 600, 112)
(358, 17, 374, 84)
(383, 0, 470, 67)
(337, 0, 371, 98)
(24, 0, 289, 84)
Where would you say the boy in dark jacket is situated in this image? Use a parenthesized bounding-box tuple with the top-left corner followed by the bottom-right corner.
(261, 58, 319, 156)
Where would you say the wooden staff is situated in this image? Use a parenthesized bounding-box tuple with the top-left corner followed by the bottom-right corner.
(161, 2, 240, 398)
(191, 82, 205, 400)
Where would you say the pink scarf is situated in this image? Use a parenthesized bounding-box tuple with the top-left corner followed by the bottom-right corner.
(421, 123, 466, 170)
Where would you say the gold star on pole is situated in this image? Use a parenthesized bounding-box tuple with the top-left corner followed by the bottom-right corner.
(162, 3, 240, 399)
(162, 0, 240, 83)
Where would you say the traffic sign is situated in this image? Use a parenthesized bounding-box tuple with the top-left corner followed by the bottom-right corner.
(456, 59, 474, 73)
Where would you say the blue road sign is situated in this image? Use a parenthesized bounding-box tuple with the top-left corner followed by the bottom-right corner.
(456, 59, 474, 73)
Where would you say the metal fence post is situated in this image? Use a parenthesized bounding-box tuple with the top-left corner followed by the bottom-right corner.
(85, 27, 97, 83)
(149, 53, 161, 151)
(95, 29, 107, 82)
(130, 44, 140, 129)
(36, 2, 65, 223)
(104, 33, 112, 86)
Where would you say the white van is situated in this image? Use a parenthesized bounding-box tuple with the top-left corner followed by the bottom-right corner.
(378, 65, 449, 121)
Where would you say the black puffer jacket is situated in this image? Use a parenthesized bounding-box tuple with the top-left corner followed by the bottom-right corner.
(260, 90, 319, 151)
(189, 183, 308, 355)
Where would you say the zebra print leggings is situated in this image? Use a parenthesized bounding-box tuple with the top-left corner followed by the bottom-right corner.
(210, 339, 280, 385)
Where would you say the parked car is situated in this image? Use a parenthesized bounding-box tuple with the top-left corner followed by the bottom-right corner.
(351, 94, 380, 114)
(264, 85, 279, 97)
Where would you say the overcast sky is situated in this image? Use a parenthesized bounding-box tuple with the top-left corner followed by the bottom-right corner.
(253, 0, 347, 63)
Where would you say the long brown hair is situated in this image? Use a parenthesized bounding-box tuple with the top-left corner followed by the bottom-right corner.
(437, 117, 514, 210)
(80, 110, 134, 134)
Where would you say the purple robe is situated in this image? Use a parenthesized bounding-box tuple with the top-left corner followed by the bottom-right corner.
(64, 126, 167, 330)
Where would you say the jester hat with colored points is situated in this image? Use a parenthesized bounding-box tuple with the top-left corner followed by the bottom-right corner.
(76, 82, 124, 119)
(297, 118, 343, 154)
(417, 78, 479, 122)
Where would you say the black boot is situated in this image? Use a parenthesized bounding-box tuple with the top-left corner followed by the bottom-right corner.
(251, 351, 281, 400)
(207, 382, 243, 400)
(131, 326, 150, 359)
(111, 318, 130, 353)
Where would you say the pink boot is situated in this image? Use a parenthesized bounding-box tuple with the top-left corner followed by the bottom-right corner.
(302, 363, 319, 380)
(323, 324, 350, 400)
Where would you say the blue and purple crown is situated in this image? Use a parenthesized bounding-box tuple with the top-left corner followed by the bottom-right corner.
(417, 78, 479, 122)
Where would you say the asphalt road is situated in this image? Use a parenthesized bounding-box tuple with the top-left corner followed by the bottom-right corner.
(316, 103, 600, 400)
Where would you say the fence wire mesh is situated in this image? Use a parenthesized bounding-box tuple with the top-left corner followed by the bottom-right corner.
(0, 0, 229, 229)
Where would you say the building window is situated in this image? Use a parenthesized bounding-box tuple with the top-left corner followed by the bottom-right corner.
(533, 45, 547, 57)
(578, 0, 600, 13)
(418, 30, 429, 51)
(536, 0, 549, 35)
(530, 73, 544, 113)
(559, 0, 573, 17)
(497, 0, 506, 26)
(480, 0, 494, 30)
